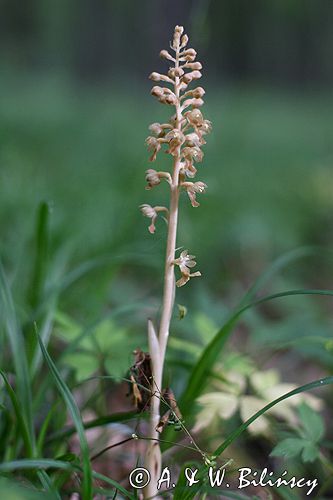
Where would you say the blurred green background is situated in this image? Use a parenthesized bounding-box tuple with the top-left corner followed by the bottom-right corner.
(1, 0, 333, 364)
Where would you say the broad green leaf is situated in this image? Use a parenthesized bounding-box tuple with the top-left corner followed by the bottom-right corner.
(57, 315, 135, 379)
(251, 370, 279, 395)
(301, 441, 319, 462)
(298, 402, 324, 442)
(239, 396, 270, 436)
(270, 438, 305, 459)
(222, 352, 255, 376)
(195, 392, 239, 431)
(62, 351, 99, 381)
(182, 377, 333, 500)
(54, 311, 82, 343)
(213, 375, 333, 457)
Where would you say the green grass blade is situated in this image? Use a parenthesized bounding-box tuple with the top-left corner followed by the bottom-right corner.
(27, 201, 51, 310)
(0, 370, 33, 457)
(180, 288, 333, 412)
(37, 470, 61, 500)
(92, 471, 135, 500)
(36, 403, 59, 455)
(0, 260, 36, 452)
(213, 375, 333, 456)
(0, 458, 74, 472)
(46, 411, 137, 443)
(0, 459, 133, 499)
(37, 335, 93, 500)
(31, 301, 58, 377)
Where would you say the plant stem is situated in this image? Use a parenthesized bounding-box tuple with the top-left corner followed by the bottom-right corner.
(144, 40, 182, 500)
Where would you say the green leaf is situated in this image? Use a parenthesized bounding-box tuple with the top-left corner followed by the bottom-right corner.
(57, 314, 137, 380)
(62, 351, 99, 381)
(301, 441, 319, 463)
(180, 377, 333, 498)
(37, 335, 93, 500)
(177, 304, 187, 320)
(54, 311, 83, 343)
(213, 375, 333, 457)
(298, 402, 324, 442)
(270, 438, 305, 459)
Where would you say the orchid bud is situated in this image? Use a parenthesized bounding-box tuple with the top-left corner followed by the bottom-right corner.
(160, 49, 174, 61)
(182, 48, 197, 61)
(151, 86, 163, 98)
(180, 34, 189, 48)
(192, 87, 205, 98)
(184, 61, 202, 70)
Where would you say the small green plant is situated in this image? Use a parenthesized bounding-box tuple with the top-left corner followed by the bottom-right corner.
(271, 402, 325, 464)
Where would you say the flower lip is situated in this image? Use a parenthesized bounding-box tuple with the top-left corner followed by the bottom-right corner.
(172, 249, 197, 273)
(172, 249, 202, 287)
(140, 204, 158, 234)
(181, 181, 207, 207)
(145, 136, 161, 161)
(176, 270, 201, 287)
(140, 204, 168, 234)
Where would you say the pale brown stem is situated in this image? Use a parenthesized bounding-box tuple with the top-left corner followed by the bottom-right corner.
(144, 40, 182, 500)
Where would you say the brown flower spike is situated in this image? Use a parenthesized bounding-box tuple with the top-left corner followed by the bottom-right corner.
(141, 25, 211, 286)
(140, 26, 212, 498)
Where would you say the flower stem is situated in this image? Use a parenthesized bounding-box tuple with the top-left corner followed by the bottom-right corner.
(144, 38, 182, 500)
